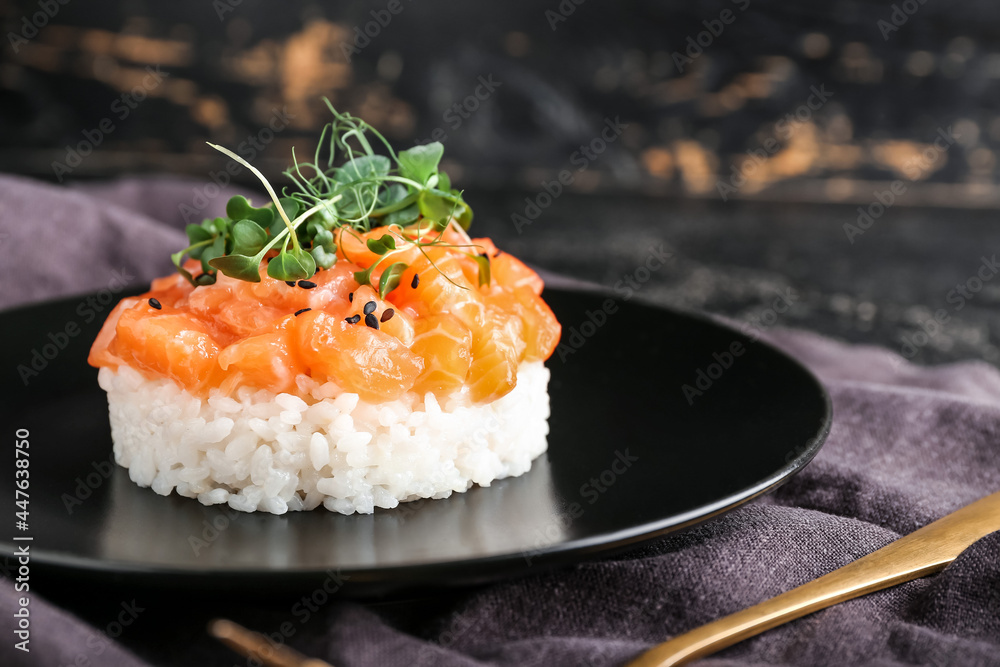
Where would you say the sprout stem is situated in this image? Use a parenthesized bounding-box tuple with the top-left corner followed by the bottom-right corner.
(206, 142, 302, 251)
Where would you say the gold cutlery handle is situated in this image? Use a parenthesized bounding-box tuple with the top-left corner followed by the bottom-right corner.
(209, 618, 335, 667)
(628, 491, 1000, 667)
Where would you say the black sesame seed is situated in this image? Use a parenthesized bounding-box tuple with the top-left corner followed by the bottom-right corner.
(493, 250, 502, 258)
(285, 281, 296, 287)
(148, 298, 162, 310)
(294, 308, 311, 317)
(365, 313, 380, 329)
(380, 308, 395, 323)
(348, 292, 354, 302)
(363, 300, 377, 315)
(298, 280, 317, 289)
(411, 274, 420, 289)
(345, 314, 361, 324)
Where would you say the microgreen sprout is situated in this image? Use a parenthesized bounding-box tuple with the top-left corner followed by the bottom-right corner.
(172, 101, 482, 294)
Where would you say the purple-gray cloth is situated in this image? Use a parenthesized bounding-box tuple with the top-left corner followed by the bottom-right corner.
(1, 175, 998, 667)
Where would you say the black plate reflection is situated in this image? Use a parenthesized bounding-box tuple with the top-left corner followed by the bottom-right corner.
(0, 289, 830, 595)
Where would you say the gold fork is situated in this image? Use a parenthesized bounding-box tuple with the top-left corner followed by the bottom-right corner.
(208, 618, 335, 667)
(627, 490, 1000, 667)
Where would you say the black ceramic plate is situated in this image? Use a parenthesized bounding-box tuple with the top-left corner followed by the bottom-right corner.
(0, 289, 830, 595)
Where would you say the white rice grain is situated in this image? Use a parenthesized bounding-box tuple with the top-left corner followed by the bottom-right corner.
(99, 362, 550, 515)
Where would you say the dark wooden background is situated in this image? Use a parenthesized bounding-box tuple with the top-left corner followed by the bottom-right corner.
(3, 0, 1000, 364)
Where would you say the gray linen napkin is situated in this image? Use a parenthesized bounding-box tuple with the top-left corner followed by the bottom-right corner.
(0, 176, 997, 667)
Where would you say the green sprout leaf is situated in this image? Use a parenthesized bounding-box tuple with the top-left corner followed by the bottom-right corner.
(187, 243, 209, 261)
(436, 171, 452, 192)
(207, 217, 229, 236)
(383, 203, 420, 226)
(230, 219, 269, 256)
(352, 254, 382, 288)
(366, 233, 397, 255)
(377, 184, 408, 207)
(209, 254, 262, 282)
(417, 189, 452, 223)
(398, 142, 444, 185)
(267, 247, 316, 282)
(353, 266, 373, 287)
(275, 198, 301, 235)
(418, 189, 472, 229)
(313, 228, 334, 247)
(172, 234, 217, 286)
(378, 261, 409, 298)
(336, 155, 391, 183)
(472, 253, 491, 287)
(200, 235, 227, 275)
(338, 188, 380, 220)
(171, 251, 197, 285)
(185, 224, 213, 246)
(311, 244, 337, 269)
(453, 199, 473, 229)
(226, 195, 274, 228)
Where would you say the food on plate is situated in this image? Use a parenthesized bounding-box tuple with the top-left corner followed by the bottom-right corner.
(88, 102, 561, 514)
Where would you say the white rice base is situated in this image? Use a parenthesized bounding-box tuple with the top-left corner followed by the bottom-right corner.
(97, 363, 550, 515)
